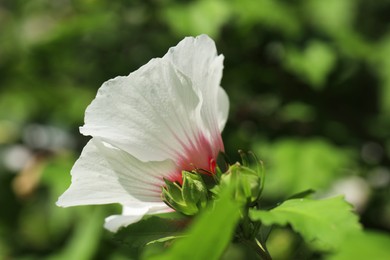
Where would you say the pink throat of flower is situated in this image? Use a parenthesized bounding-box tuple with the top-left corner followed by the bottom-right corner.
(170, 133, 223, 184)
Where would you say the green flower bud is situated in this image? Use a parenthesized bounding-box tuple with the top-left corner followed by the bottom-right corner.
(222, 162, 263, 204)
(162, 171, 209, 215)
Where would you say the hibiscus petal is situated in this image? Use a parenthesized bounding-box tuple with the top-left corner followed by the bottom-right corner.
(80, 58, 204, 162)
(164, 35, 223, 96)
(163, 34, 228, 154)
(104, 213, 146, 233)
(217, 86, 229, 131)
(56, 138, 176, 208)
(81, 35, 229, 165)
(104, 204, 170, 232)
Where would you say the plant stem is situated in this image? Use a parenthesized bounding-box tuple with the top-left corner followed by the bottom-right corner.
(244, 238, 272, 260)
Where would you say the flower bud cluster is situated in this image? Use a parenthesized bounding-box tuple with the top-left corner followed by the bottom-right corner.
(162, 152, 265, 216)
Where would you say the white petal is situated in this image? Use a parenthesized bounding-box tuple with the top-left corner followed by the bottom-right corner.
(217, 86, 229, 131)
(164, 35, 228, 144)
(104, 212, 147, 232)
(104, 204, 171, 232)
(81, 35, 228, 166)
(164, 35, 222, 96)
(81, 58, 203, 162)
(104, 213, 146, 233)
(56, 138, 177, 207)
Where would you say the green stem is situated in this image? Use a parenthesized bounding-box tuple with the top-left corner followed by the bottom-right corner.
(241, 205, 251, 238)
(244, 238, 272, 260)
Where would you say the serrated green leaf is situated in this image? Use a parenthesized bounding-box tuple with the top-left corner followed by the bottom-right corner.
(249, 196, 361, 250)
(148, 182, 243, 260)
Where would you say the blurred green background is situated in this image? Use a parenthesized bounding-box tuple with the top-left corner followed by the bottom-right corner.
(1, 0, 390, 259)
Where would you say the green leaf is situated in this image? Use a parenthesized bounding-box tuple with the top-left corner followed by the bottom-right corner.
(286, 189, 315, 200)
(284, 41, 336, 89)
(377, 35, 390, 115)
(114, 216, 185, 248)
(146, 236, 185, 246)
(232, 0, 301, 37)
(304, 0, 355, 34)
(249, 196, 361, 250)
(327, 230, 390, 260)
(163, 0, 231, 38)
(148, 181, 243, 260)
(278, 102, 315, 122)
(50, 207, 105, 260)
(254, 139, 355, 199)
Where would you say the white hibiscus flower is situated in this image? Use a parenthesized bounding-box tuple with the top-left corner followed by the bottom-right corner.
(57, 35, 229, 232)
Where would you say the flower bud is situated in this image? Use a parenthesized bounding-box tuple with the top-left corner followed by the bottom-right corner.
(162, 171, 208, 215)
(222, 163, 263, 204)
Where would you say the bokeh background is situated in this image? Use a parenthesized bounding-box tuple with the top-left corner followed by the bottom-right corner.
(1, 0, 390, 259)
